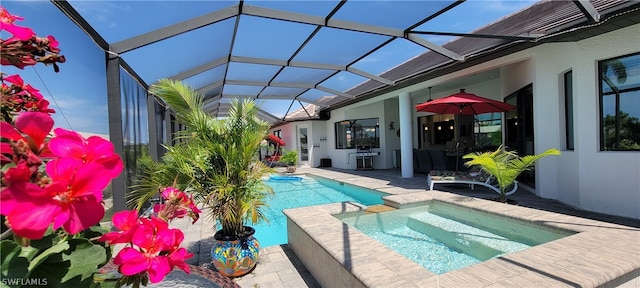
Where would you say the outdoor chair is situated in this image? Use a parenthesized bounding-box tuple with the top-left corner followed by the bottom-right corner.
(427, 170, 518, 196)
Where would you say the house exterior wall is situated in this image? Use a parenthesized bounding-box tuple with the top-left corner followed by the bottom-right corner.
(276, 24, 639, 219)
(409, 24, 640, 219)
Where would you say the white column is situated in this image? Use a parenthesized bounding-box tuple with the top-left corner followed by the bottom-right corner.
(399, 92, 414, 178)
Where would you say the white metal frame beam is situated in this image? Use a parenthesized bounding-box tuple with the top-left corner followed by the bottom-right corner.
(573, 0, 600, 22)
(111, 5, 240, 53)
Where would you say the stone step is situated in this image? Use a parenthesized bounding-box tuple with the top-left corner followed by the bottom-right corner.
(407, 212, 530, 261)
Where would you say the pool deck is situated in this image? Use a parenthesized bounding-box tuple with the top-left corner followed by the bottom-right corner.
(169, 167, 639, 288)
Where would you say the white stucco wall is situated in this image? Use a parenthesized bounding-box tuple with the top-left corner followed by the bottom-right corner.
(561, 24, 640, 219)
(274, 24, 639, 219)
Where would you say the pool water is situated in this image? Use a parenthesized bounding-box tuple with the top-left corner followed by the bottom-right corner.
(337, 202, 574, 274)
(253, 175, 387, 247)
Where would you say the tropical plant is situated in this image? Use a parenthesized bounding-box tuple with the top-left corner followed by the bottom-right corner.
(279, 149, 298, 166)
(463, 146, 560, 202)
(136, 79, 274, 239)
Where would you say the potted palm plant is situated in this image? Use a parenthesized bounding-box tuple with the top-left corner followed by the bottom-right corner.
(131, 79, 274, 277)
(279, 149, 298, 173)
(463, 146, 560, 203)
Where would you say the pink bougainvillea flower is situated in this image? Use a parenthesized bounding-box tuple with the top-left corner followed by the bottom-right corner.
(99, 210, 141, 244)
(0, 6, 34, 41)
(47, 128, 123, 178)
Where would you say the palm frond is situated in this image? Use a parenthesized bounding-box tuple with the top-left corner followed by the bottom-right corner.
(463, 146, 560, 202)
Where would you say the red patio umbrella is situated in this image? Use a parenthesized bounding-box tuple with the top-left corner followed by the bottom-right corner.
(265, 134, 285, 146)
(415, 89, 515, 170)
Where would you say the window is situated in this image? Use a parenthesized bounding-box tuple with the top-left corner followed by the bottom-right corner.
(474, 112, 503, 148)
(273, 129, 281, 138)
(335, 118, 380, 149)
(564, 70, 574, 150)
(599, 52, 640, 151)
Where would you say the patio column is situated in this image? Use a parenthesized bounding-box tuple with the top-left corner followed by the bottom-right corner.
(399, 92, 414, 178)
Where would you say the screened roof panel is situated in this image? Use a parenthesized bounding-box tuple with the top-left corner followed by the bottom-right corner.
(226, 62, 281, 82)
(120, 20, 234, 84)
(332, 1, 458, 29)
(320, 71, 369, 93)
(232, 16, 316, 60)
(254, 99, 299, 118)
(68, 0, 236, 43)
(55, 0, 639, 124)
(298, 90, 335, 104)
(292, 27, 390, 66)
(260, 87, 307, 98)
(223, 84, 264, 96)
(415, 0, 537, 34)
(351, 38, 425, 75)
(243, 0, 340, 17)
(182, 66, 226, 91)
(272, 67, 336, 85)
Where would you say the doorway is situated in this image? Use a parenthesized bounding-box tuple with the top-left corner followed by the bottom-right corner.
(505, 84, 535, 187)
(297, 126, 309, 166)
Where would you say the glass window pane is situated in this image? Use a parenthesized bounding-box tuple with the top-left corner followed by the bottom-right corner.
(600, 53, 640, 151)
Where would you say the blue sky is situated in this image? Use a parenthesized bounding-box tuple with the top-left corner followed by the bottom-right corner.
(2, 0, 538, 134)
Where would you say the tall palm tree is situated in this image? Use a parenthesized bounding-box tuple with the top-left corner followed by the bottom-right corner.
(463, 146, 560, 202)
(130, 79, 273, 238)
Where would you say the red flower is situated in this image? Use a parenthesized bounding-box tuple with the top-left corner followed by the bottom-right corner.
(1, 111, 54, 154)
(113, 217, 192, 283)
(48, 128, 123, 178)
(99, 210, 141, 244)
(0, 7, 34, 41)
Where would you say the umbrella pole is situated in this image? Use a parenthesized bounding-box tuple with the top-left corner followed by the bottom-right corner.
(455, 112, 462, 172)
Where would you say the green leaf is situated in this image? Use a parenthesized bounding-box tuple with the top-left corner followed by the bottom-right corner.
(1, 240, 29, 285)
(28, 239, 108, 288)
(60, 239, 108, 283)
(27, 240, 70, 271)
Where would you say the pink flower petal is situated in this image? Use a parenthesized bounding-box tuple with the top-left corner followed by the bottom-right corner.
(0, 181, 46, 215)
(0, 122, 22, 141)
(114, 248, 148, 276)
(147, 256, 171, 283)
(169, 248, 193, 273)
(62, 196, 104, 234)
(6, 200, 60, 239)
(14, 112, 54, 150)
(48, 128, 85, 159)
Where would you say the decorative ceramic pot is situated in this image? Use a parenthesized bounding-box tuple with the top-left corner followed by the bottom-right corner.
(210, 226, 260, 277)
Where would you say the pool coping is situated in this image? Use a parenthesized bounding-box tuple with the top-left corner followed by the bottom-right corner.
(283, 189, 640, 287)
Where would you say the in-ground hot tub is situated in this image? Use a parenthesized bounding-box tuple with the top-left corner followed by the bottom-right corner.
(284, 189, 640, 287)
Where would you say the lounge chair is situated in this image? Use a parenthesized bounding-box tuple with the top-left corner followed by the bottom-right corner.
(427, 170, 518, 196)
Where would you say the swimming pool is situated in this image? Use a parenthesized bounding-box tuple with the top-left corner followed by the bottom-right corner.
(337, 202, 575, 274)
(254, 175, 387, 247)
